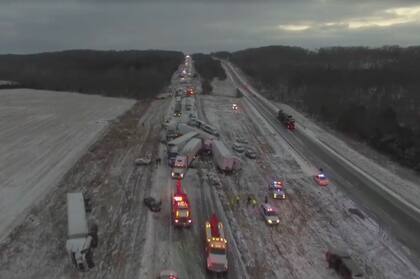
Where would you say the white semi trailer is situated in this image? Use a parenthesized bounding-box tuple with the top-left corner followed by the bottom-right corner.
(66, 192, 97, 271)
(212, 140, 241, 172)
(181, 137, 202, 166)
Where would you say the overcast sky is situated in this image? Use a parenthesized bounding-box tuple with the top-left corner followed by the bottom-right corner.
(1, 0, 420, 54)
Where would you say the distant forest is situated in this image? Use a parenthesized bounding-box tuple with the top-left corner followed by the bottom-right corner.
(0, 50, 184, 99)
(214, 46, 420, 172)
(192, 53, 226, 94)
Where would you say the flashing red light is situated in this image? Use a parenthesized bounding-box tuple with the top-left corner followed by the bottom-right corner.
(209, 214, 221, 237)
(174, 195, 183, 202)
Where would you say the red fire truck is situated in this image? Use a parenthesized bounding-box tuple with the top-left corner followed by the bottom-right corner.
(172, 179, 192, 227)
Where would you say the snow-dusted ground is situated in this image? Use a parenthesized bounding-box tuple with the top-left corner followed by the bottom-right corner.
(198, 77, 420, 278)
(225, 62, 420, 211)
(3, 60, 419, 279)
(279, 103, 420, 208)
(0, 89, 134, 241)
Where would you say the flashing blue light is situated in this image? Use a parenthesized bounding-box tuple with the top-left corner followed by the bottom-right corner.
(318, 174, 326, 178)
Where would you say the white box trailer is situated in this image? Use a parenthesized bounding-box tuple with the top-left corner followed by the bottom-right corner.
(177, 123, 216, 141)
(168, 131, 199, 150)
(66, 193, 96, 271)
(181, 138, 202, 166)
(212, 140, 240, 172)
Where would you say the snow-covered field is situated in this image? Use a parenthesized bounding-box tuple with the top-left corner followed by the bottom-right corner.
(0, 89, 135, 241)
(2, 60, 420, 279)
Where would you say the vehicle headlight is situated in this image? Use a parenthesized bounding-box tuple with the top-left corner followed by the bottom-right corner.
(180, 173, 184, 178)
(276, 219, 280, 223)
(268, 219, 272, 224)
(273, 194, 277, 198)
(282, 194, 286, 199)
(171, 172, 175, 176)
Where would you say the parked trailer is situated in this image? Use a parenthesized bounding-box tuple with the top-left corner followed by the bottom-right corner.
(181, 138, 202, 166)
(176, 123, 216, 141)
(66, 193, 97, 271)
(168, 131, 199, 150)
(212, 140, 240, 172)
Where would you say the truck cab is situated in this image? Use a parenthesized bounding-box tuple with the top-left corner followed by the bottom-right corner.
(205, 214, 228, 273)
(171, 155, 187, 179)
(172, 179, 192, 227)
(66, 193, 97, 271)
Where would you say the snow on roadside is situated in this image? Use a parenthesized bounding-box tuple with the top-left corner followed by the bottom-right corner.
(0, 89, 135, 241)
(279, 102, 420, 208)
(201, 75, 420, 278)
(225, 61, 420, 211)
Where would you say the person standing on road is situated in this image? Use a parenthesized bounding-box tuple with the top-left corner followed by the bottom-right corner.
(264, 195, 268, 204)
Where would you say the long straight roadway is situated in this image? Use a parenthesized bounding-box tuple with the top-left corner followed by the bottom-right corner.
(222, 60, 420, 265)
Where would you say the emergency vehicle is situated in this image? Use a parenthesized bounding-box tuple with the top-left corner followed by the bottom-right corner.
(186, 88, 195, 96)
(205, 214, 228, 273)
(260, 203, 280, 225)
(172, 179, 192, 227)
(314, 173, 330, 186)
(268, 180, 286, 199)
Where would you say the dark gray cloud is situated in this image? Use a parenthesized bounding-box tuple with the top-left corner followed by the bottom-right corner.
(0, 0, 419, 54)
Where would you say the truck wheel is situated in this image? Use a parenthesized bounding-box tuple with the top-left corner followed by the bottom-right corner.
(89, 224, 98, 248)
(86, 250, 95, 269)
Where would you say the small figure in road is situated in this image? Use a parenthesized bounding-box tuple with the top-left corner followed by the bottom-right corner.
(247, 195, 252, 206)
(251, 198, 257, 208)
(264, 195, 268, 204)
(236, 196, 240, 207)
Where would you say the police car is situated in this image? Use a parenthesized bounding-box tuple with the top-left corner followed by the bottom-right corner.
(314, 173, 329, 186)
(260, 203, 280, 225)
(269, 180, 286, 199)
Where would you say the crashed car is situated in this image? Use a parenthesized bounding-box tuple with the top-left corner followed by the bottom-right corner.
(134, 157, 152, 166)
(260, 203, 280, 225)
(144, 197, 162, 212)
(236, 137, 248, 144)
(232, 142, 245, 153)
(245, 148, 257, 159)
(314, 173, 329, 186)
(159, 270, 179, 279)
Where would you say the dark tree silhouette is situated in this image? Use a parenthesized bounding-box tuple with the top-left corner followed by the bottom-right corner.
(0, 50, 184, 99)
(215, 45, 420, 172)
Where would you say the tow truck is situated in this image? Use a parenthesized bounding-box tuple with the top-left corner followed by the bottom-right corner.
(205, 214, 228, 273)
(172, 179, 192, 227)
(268, 180, 286, 199)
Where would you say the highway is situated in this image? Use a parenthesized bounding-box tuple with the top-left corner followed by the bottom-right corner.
(222, 60, 420, 265)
